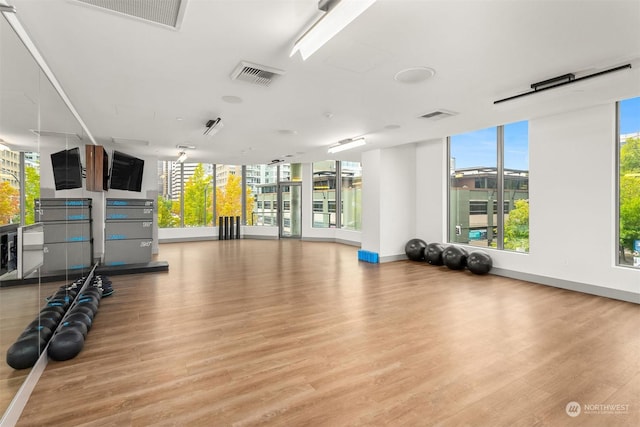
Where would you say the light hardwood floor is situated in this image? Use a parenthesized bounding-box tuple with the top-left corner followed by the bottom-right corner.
(7, 240, 640, 426)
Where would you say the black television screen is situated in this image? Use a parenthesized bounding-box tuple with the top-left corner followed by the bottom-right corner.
(109, 150, 144, 192)
(50, 147, 83, 190)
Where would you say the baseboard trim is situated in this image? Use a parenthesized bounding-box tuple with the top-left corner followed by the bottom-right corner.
(159, 236, 217, 243)
(242, 235, 278, 240)
(302, 237, 361, 247)
(380, 254, 408, 263)
(491, 267, 640, 304)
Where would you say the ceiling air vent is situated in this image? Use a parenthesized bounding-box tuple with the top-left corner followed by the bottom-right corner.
(230, 61, 285, 87)
(74, 0, 187, 29)
(419, 109, 458, 121)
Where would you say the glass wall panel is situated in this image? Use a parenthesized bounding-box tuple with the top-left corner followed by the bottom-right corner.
(618, 96, 640, 268)
(312, 161, 336, 228)
(157, 161, 213, 227)
(503, 121, 529, 252)
(341, 161, 361, 231)
(0, 149, 21, 224)
(183, 163, 213, 226)
(250, 164, 276, 226)
(215, 164, 243, 225)
(449, 127, 498, 246)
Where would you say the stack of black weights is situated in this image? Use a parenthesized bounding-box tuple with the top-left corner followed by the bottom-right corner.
(6, 275, 113, 369)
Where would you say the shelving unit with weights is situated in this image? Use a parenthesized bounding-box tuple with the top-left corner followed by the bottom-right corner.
(35, 198, 93, 274)
(103, 199, 154, 266)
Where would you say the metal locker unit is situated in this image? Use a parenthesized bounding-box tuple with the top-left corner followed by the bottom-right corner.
(35, 198, 93, 273)
(104, 199, 154, 266)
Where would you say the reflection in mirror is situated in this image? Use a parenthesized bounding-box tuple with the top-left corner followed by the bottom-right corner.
(0, 6, 92, 420)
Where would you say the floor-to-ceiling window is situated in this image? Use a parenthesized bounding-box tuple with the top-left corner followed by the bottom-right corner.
(0, 150, 39, 226)
(503, 121, 529, 252)
(248, 164, 276, 226)
(312, 161, 336, 228)
(157, 161, 213, 227)
(215, 164, 245, 225)
(618, 96, 640, 268)
(449, 127, 498, 247)
(449, 122, 529, 251)
(341, 161, 361, 231)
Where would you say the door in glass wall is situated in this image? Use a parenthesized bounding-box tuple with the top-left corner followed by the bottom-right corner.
(279, 183, 301, 238)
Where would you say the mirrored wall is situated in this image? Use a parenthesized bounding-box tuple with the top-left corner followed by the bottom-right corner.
(0, 6, 94, 418)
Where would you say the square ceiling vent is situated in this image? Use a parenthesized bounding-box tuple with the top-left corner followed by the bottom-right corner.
(75, 0, 187, 29)
(230, 61, 285, 87)
(420, 109, 458, 121)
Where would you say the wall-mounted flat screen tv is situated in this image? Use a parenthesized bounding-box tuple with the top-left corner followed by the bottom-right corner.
(109, 150, 144, 192)
(50, 147, 83, 190)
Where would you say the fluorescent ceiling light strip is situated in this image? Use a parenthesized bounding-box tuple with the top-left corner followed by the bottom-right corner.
(328, 137, 366, 154)
(291, 0, 376, 60)
(0, 6, 97, 145)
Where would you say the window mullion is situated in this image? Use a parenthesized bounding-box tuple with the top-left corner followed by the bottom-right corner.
(497, 125, 505, 249)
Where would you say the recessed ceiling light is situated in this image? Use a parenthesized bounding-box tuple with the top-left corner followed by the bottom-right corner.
(284, 154, 294, 158)
(222, 95, 243, 104)
(278, 129, 298, 135)
(384, 124, 401, 130)
(394, 67, 435, 84)
(176, 117, 183, 121)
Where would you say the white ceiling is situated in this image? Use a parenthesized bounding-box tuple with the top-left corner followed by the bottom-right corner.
(2, 0, 640, 164)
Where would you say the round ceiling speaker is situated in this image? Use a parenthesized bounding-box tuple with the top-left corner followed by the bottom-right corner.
(394, 67, 436, 83)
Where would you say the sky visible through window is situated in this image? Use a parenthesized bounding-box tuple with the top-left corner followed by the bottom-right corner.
(451, 121, 529, 170)
(620, 96, 640, 134)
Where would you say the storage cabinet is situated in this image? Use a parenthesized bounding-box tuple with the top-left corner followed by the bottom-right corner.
(35, 198, 93, 273)
(103, 199, 153, 266)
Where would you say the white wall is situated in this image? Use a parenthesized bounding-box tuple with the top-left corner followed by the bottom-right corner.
(415, 139, 447, 243)
(362, 104, 639, 301)
(361, 150, 382, 253)
(361, 145, 416, 261)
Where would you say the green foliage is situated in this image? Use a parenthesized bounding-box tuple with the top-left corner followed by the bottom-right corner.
(246, 187, 255, 225)
(183, 164, 213, 226)
(619, 138, 640, 251)
(157, 195, 179, 228)
(0, 181, 19, 224)
(620, 137, 640, 174)
(215, 173, 242, 220)
(504, 199, 529, 252)
(24, 166, 40, 225)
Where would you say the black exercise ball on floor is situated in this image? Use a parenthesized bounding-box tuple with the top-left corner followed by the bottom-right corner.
(6, 335, 46, 369)
(443, 246, 469, 270)
(405, 238, 427, 261)
(48, 329, 84, 361)
(425, 243, 445, 266)
(467, 251, 493, 275)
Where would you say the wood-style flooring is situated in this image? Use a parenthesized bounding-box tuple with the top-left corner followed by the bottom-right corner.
(6, 240, 640, 426)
